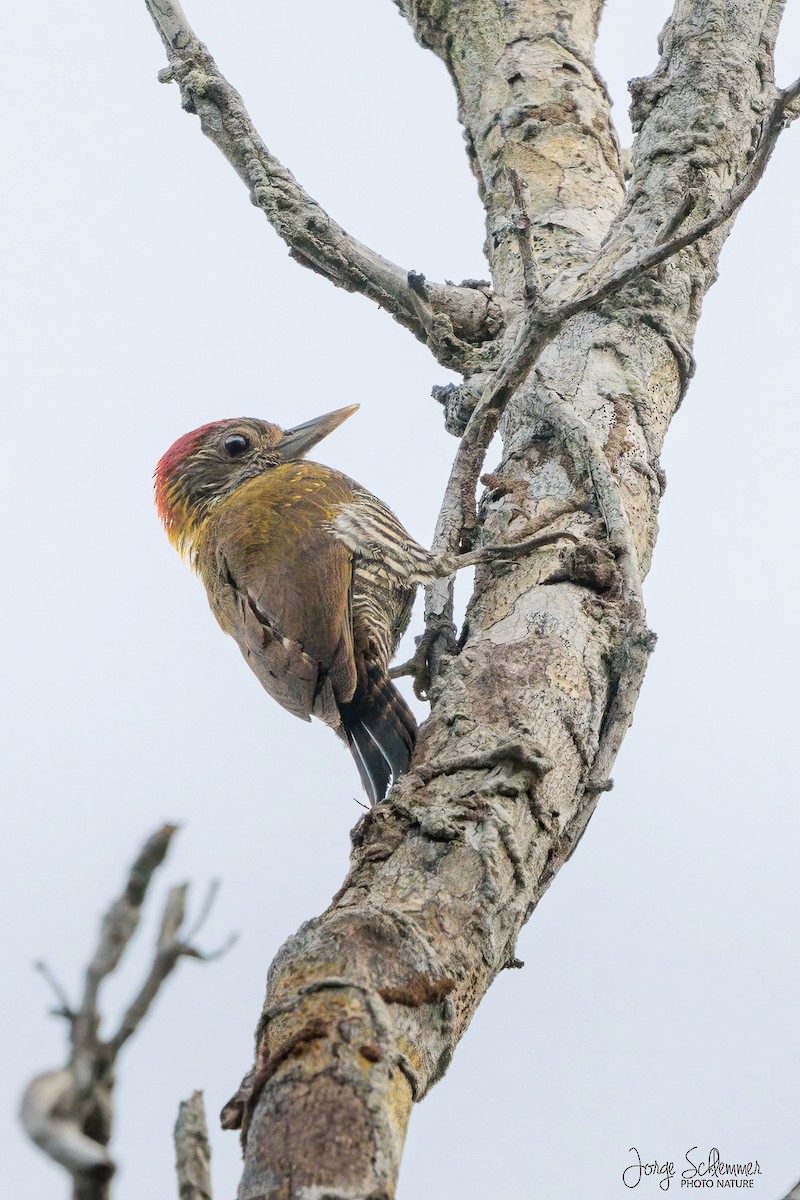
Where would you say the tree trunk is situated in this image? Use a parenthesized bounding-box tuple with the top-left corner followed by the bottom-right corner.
(132, 1, 797, 1196)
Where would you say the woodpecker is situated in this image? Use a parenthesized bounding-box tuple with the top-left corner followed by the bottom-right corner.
(154, 405, 437, 803)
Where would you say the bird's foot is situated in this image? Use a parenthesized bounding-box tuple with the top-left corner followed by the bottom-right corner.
(442, 528, 580, 575)
(389, 617, 459, 701)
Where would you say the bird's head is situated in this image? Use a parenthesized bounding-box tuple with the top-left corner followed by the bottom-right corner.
(154, 404, 359, 555)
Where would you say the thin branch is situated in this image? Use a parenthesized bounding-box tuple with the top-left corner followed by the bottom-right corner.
(108, 887, 195, 1054)
(444, 527, 580, 572)
(390, 525, 581, 699)
(183, 879, 219, 943)
(80, 823, 177, 1020)
(422, 308, 546, 656)
(548, 76, 800, 328)
(108, 883, 235, 1055)
(174, 1092, 213, 1200)
(141, 0, 504, 371)
(506, 166, 539, 303)
(527, 372, 643, 611)
(21, 826, 230, 1195)
(34, 960, 75, 1019)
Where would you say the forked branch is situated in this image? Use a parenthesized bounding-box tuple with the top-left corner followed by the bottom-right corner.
(422, 67, 800, 654)
(20, 826, 231, 1200)
(551, 73, 800, 327)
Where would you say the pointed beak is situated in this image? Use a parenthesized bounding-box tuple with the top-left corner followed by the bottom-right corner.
(276, 404, 360, 461)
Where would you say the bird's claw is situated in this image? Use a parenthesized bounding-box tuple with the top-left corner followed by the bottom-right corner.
(444, 527, 581, 574)
(390, 618, 459, 701)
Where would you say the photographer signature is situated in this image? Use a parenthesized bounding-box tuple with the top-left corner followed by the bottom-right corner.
(623, 1146, 761, 1190)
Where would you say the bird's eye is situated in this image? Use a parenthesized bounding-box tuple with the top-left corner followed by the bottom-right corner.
(224, 434, 250, 458)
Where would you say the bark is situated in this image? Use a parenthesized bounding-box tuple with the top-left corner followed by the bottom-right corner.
(397, 0, 622, 299)
(175, 1092, 213, 1200)
(144, 0, 506, 374)
(140, 1, 799, 1197)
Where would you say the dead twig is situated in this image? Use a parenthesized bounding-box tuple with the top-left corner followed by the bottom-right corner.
(20, 825, 233, 1199)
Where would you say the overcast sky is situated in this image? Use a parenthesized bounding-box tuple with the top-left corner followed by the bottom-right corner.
(3, 2, 800, 1197)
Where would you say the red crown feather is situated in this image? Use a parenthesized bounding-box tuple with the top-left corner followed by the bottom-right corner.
(154, 421, 224, 548)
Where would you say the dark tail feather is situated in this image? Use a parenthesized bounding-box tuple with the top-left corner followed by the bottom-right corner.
(339, 663, 417, 804)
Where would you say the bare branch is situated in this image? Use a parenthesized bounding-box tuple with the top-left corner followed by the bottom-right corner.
(505, 166, 539, 303)
(34, 960, 75, 1020)
(21, 826, 228, 1196)
(109, 883, 235, 1054)
(526, 372, 644, 610)
(174, 1092, 213, 1200)
(142, 0, 505, 371)
(20, 1070, 114, 1183)
(424, 310, 544, 631)
(548, 76, 800, 328)
(444, 527, 580, 572)
(183, 879, 220, 944)
(80, 823, 177, 1019)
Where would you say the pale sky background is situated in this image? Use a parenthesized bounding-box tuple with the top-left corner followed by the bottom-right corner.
(3, 2, 800, 1197)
